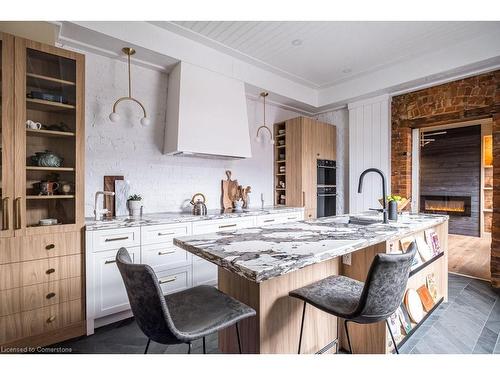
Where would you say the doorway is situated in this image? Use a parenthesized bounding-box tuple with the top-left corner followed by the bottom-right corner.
(413, 119, 492, 280)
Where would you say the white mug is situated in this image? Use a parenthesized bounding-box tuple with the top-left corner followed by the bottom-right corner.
(26, 120, 42, 130)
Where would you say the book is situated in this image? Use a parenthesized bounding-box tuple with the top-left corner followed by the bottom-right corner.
(426, 273, 438, 302)
(417, 285, 434, 312)
(404, 288, 424, 323)
(397, 304, 412, 334)
(425, 229, 441, 255)
(416, 236, 433, 262)
(387, 311, 403, 342)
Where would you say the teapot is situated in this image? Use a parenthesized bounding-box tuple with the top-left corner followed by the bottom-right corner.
(31, 150, 63, 168)
(190, 193, 207, 216)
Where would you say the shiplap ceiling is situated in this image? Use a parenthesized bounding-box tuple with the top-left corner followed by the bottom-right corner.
(159, 21, 500, 89)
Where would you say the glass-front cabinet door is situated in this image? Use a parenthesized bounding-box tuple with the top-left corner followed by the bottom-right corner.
(14, 38, 83, 234)
(0, 33, 14, 238)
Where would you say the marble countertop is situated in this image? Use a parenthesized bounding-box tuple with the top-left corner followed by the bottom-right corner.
(85, 206, 305, 231)
(174, 212, 448, 283)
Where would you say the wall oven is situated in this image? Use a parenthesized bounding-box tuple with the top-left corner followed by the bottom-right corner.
(317, 160, 337, 218)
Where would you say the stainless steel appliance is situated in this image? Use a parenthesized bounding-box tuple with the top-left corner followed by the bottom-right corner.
(317, 186, 336, 218)
(317, 159, 336, 186)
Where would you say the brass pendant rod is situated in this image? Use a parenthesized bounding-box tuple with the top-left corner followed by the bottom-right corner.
(127, 52, 132, 98)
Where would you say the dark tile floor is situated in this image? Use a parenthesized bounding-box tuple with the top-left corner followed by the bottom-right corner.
(52, 273, 500, 354)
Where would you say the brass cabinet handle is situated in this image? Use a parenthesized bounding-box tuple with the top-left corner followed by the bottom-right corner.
(2, 197, 9, 230)
(219, 224, 237, 229)
(105, 260, 116, 264)
(158, 250, 176, 256)
(46, 316, 56, 323)
(302, 192, 305, 207)
(264, 219, 275, 223)
(46, 292, 56, 299)
(14, 197, 21, 230)
(46, 268, 55, 275)
(158, 276, 177, 284)
(46, 244, 55, 250)
(157, 232, 176, 236)
(105, 236, 129, 242)
(287, 217, 297, 220)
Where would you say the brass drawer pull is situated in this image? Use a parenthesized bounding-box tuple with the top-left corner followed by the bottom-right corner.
(46, 316, 56, 323)
(46, 268, 55, 275)
(46, 292, 56, 299)
(105, 260, 116, 264)
(14, 197, 21, 230)
(158, 232, 176, 236)
(46, 244, 55, 250)
(287, 217, 297, 220)
(158, 276, 177, 284)
(219, 224, 237, 229)
(105, 236, 129, 242)
(2, 197, 9, 230)
(158, 250, 176, 256)
(264, 219, 275, 223)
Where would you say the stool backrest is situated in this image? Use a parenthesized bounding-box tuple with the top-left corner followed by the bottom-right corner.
(116, 247, 180, 343)
(354, 243, 416, 322)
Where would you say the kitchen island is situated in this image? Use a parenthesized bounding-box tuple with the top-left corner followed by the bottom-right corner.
(174, 212, 449, 354)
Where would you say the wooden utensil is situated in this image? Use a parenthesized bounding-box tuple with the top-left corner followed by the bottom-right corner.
(104, 176, 124, 218)
(222, 170, 238, 210)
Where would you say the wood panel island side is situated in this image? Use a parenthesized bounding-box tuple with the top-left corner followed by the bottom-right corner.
(174, 213, 448, 354)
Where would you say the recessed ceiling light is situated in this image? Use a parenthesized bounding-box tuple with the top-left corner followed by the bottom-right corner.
(291, 39, 302, 46)
(342, 68, 352, 74)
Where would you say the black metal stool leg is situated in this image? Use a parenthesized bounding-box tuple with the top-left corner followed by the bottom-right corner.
(144, 338, 151, 354)
(344, 320, 353, 354)
(298, 301, 307, 354)
(236, 322, 242, 354)
(386, 319, 399, 354)
(187, 342, 192, 354)
(203, 336, 206, 354)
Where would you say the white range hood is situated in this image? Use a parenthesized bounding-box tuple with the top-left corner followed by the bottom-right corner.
(163, 61, 252, 159)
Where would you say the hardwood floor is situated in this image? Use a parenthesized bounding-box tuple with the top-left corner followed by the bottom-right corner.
(448, 234, 491, 280)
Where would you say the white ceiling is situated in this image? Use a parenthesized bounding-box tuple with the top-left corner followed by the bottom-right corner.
(158, 21, 500, 89)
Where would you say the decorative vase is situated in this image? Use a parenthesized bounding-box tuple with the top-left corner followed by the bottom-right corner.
(388, 201, 398, 221)
(31, 150, 63, 168)
(127, 200, 143, 217)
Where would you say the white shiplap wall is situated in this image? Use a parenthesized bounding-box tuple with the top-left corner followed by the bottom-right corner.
(348, 95, 391, 214)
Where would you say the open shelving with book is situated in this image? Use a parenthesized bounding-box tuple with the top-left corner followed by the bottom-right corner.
(481, 132, 493, 236)
(274, 122, 287, 206)
(386, 225, 448, 353)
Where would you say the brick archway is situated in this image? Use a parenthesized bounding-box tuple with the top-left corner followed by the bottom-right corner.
(390, 70, 500, 287)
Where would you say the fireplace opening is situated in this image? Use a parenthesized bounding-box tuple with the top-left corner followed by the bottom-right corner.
(420, 195, 471, 217)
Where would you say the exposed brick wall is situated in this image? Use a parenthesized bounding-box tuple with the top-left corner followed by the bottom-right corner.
(390, 70, 500, 287)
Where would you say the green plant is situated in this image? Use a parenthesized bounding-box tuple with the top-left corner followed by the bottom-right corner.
(128, 194, 142, 201)
(387, 194, 403, 202)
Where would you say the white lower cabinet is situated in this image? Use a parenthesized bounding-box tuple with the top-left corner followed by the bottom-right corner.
(85, 210, 304, 334)
(92, 246, 140, 318)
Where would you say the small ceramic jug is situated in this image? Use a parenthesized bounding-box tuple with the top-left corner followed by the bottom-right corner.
(26, 120, 42, 130)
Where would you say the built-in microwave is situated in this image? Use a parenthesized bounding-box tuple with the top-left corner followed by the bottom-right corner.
(317, 159, 336, 187)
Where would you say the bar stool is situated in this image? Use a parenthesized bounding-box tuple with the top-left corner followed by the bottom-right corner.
(289, 243, 416, 354)
(116, 247, 256, 354)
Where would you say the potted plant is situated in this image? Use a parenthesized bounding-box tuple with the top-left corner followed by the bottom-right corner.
(127, 194, 143, 217)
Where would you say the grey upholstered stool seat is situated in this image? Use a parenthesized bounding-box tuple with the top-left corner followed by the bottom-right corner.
(289, 243, 417, 354)
(116, 247, 256, 354)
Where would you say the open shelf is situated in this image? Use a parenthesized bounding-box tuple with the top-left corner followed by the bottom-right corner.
(392, 297, 444, 353)
(27, 72, 75, 89)
(26, 98, 75, 112)
(26, 128, 75, 138)
(26, 195, 75, 200)
(275, 133, 286, 138)
(276, 160, 286, 163)
(26, 166, 75, 172)
(483, 208, 493, 212)
(409, 251, 444, 277)
(276, 145, 286, 149)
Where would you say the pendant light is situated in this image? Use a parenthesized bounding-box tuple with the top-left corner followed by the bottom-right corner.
(109, 47, 150, 126)
(255, 92, 274, 144)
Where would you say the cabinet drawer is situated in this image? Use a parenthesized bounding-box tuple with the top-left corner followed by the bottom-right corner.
(1, 232, 82, 265)
(141, 223, 190, 245)
(0, 299, 82, 345)
(157, 266, 192, 295)
(0, 277, 81, 317)
(192, 217, 255, 235)
(0, 254, 82, 290)
(193, 256, 217, 287)
(255, 212, 303, 226)
(91, 227, 140, 252)
(142, 243, 191, 271)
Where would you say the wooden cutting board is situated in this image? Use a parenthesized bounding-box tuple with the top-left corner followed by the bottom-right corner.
(221, 170, 238, 210)
(103, 175, 124, 218)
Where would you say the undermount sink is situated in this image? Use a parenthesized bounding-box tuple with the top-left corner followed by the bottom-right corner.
(348, 216, 383, 226)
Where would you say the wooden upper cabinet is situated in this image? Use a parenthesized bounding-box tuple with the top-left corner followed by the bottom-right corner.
(0, 33, 15, 238)
(13, 37, 85, 236)
(275, 117, 336, 219)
